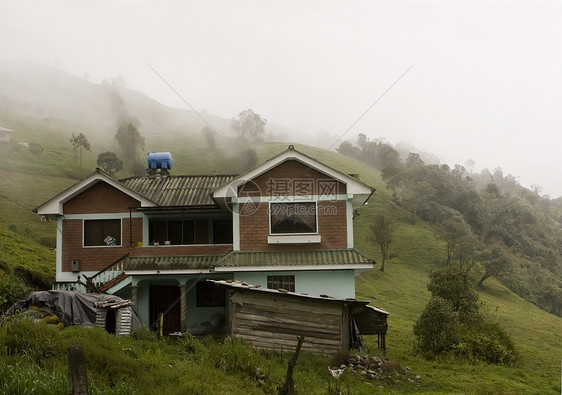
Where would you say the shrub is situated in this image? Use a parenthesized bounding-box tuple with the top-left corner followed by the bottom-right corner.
(0, 316, 63, 363)
(0, 275, 32, 313)
(454, 321, 518, 365)
(414, 297, 459, 358)
(427, 267, 480, 323)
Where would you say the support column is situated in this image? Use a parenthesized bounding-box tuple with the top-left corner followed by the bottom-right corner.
(179, 283, 187, 332)
(131, 285, 138, 309)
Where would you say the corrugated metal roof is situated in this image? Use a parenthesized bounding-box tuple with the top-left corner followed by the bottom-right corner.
(119, 175, 236, 207)
(127, 255, 223, 271)
(216, 249, 374, 268)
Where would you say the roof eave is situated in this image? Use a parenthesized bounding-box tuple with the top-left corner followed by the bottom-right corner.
(35, 168, 157, 216)
(212, 146, 375, 200)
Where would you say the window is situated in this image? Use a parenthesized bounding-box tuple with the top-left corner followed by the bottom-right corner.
(270, 202, 317, 234)
(84, 219, 121, 246)
(213, 219, 233, 244)
(196, 281, 226, 307)
(149, 218, 232, 245)
(267, 275, 295, 292)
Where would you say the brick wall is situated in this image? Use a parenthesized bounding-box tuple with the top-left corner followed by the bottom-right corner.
(239, 200, 347, 251)
(62, 215, 233, 273)
(239, 160, 346, 197)
(64, 181, 140, 214)
(62, 217, 143, 272)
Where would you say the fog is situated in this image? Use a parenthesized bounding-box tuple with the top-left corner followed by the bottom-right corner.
(1, 1, 561, 197)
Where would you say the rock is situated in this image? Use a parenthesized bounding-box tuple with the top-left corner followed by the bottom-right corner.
(415, 375, 421, 380)
(367, 374, 375, 380)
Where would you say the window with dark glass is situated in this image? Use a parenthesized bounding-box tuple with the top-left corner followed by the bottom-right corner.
(196, 281, 226, 307)
(270, 202, 317, 234)
(84, 219, 121, 246)
(267, 275, 295, 292)
(149, 218, 232, 245)
(213, 219, 233, 244)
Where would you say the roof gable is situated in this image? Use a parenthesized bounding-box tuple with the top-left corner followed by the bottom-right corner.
(213, 146, 374, 206)
(35, 169, 156, 216)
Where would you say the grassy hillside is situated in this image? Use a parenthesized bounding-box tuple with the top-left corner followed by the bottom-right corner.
(0, 63, 560, 392)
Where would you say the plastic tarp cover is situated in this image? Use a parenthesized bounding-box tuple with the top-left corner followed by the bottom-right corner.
(7, 290, 130, 327)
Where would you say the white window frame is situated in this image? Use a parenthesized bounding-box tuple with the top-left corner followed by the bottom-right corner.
(82, 218, 122, 248)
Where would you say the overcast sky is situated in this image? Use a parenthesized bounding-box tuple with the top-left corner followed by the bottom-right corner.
(2, 0, 561, 197)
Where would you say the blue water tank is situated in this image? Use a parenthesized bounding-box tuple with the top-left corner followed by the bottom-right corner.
(147, 152, 173, 170)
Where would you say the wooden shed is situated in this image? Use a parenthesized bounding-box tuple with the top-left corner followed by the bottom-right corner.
(212, 280, 388, 355)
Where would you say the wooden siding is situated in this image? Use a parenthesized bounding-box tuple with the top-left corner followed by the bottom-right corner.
(229, 289, 349, 354)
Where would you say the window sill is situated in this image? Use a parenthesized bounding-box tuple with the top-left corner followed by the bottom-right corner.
(268, 235, 321, 244)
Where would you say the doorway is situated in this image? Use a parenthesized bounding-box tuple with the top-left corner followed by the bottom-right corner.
(149, 285, 181, 334)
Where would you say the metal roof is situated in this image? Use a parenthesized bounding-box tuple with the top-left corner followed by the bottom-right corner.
(119, 175, 236, 207)
(127, 255, 223, 271)
(216, 249, 375, 268)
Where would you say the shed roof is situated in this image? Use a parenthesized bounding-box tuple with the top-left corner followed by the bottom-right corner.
(211, 279, 388, 315)
(215, 249, 374, 271)
(120, 175, 236, 207)
(0, 126, 13, 133)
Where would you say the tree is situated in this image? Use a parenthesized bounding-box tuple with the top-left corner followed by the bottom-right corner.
(114, 121, 145, 174)
(477, 246, 511, 286)
(415, 266, 517, 364)
(231, 109, 267, 143)
(413, 297, 459, 358)
(96, 151, 123, 177)
(371, 213, 393, 272)
(427, 267, 480, 323)
(406, 152, 424, 167)
(69, 133, 91, 168)
(201, 126, 216, 150)
(436, 217, 471, 265)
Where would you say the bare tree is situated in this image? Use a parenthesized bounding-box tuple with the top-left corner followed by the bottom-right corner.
(372, 213, 393, 272)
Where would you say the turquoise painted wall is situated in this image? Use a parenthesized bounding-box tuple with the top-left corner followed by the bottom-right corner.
(134, 273, 232, 331)
(131, 270, 355, 331)
(234, 270, 356, 299)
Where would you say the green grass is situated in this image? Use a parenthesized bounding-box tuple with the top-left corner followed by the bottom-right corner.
(0, 116, 560, 393)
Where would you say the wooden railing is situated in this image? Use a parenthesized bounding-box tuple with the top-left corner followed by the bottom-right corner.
(90, 254, 130, 291)
(52, 254, 130, 293)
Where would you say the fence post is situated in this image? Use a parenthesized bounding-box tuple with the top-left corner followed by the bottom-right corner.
(67, 344, 88, 395)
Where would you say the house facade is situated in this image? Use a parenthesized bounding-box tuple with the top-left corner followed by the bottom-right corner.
(35, 146, 376, 335)
(0, 126, 13, 142)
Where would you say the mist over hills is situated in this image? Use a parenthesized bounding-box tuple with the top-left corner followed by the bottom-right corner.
(1, 60, 560, 201)
(0, 60, 230, 144)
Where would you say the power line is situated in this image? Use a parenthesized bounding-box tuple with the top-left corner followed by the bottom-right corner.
(146, 63, 233, 148)
(326, 62, 417, 153)
(0, 193, 35, 213)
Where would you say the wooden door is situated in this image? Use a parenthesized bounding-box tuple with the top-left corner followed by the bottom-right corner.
(149, 286, 181, 334)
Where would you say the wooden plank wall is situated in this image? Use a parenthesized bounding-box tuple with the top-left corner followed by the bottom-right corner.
(229, 290, 348, 355)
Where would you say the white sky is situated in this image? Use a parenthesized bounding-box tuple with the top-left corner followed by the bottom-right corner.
(1, 0, 561, 197)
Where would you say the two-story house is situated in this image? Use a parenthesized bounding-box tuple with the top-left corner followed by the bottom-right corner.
(35, 146, 378, 338)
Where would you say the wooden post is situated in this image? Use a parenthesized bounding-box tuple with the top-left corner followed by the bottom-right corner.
(67, 345, 88, 395)
(278, 336, 305, 395)
(179, 283, 187, 332)
(159, 313, 164, 338)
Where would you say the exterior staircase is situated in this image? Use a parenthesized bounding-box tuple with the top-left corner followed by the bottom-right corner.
(52, 254, 130, 294)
